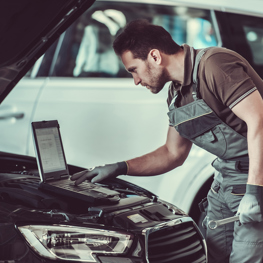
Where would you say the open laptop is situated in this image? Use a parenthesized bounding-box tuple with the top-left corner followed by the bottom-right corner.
(31, 120, 120, 204)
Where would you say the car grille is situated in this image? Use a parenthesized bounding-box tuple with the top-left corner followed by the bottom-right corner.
(145, 219, 206, 263)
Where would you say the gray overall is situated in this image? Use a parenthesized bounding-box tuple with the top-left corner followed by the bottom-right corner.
(168, 48, 263, 263)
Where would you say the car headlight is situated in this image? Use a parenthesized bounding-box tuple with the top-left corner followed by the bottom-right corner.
(17, 224, 133, 262)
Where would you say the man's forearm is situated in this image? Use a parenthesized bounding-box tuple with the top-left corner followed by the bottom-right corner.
(71, 127, 192, 184)
(126, 144, 189, 176)
(247, 123, 263, 185)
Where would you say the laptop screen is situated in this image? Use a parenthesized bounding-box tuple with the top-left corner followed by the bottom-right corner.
(35, 127, 66, 173)
(32, 120, 69, 181)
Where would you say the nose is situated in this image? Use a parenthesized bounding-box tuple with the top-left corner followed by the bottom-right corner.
(133, 75, 141, 86)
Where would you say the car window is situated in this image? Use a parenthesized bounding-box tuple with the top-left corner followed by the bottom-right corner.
(244, 25, 263, 66)
(220, 12, 263, 78)
(51, 1, 218, 78)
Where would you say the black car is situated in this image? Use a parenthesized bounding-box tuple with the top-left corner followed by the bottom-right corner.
(0, 0, 206, 262)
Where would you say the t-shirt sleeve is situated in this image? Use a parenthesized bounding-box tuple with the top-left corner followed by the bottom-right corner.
(203, 53, 256, 109)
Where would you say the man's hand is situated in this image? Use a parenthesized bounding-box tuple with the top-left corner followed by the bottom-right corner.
(70, 161, 128, 185)
(237, 184, 263, 224)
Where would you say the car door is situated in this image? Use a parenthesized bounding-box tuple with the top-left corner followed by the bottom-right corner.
(0, 39, 60, 156)
(0, 66, 46, 155)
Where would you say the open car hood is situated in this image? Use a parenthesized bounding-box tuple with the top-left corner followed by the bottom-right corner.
(0, 0, 96, 104)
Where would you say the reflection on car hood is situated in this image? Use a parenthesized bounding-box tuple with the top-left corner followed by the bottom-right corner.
(0, 0, 95, 104)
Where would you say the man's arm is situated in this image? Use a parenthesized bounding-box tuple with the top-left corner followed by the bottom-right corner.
(71, 126, 192, 184)
(232, 89, 263, 224)
(231, 90, 263, 185)
(126, 126, 192, 176)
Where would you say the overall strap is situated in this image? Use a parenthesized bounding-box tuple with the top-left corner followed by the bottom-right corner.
(169, 46, 212, 108)
(192, 47, 212, 100)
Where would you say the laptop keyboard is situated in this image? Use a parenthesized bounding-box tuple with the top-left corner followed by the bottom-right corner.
(49, 179, 96, 193)
(48, 178, 119, 197)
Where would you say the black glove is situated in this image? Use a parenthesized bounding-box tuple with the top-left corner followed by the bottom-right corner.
(70, 161, 128, 185)
(237, 184, 263, 224)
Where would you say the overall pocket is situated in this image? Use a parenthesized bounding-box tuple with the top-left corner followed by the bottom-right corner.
(229, 184, 246, 212)
(200, 180, 221, 230)
(192, 126, 227, 158)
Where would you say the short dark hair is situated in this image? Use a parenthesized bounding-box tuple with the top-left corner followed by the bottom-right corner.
(113, 19, 181, 60)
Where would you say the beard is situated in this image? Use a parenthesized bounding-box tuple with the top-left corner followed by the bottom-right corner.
(143, 62, 169, 94)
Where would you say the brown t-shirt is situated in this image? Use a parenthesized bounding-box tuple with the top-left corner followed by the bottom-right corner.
(167, 44, 263, 137)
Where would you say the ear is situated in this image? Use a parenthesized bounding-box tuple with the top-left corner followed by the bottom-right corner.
(148, 49, 162, 65)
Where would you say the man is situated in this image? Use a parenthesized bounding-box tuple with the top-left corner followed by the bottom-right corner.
(71, 20, 263, 262)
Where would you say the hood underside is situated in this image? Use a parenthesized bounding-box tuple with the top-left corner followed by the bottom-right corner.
(0, 0, 96, 104)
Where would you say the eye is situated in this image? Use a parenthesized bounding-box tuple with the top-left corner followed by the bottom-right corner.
(128, 67, 137, 74)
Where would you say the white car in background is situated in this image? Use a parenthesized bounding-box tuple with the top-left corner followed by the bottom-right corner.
(1, 0, 263, 227)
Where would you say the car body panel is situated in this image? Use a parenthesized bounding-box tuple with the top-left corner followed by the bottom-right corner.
(27, 78, 170, 165)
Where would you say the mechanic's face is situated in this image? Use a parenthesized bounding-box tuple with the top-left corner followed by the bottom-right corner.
(121, 50, 168, 94)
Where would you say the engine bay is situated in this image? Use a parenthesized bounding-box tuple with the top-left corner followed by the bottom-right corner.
(0, 152, 186, 225)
